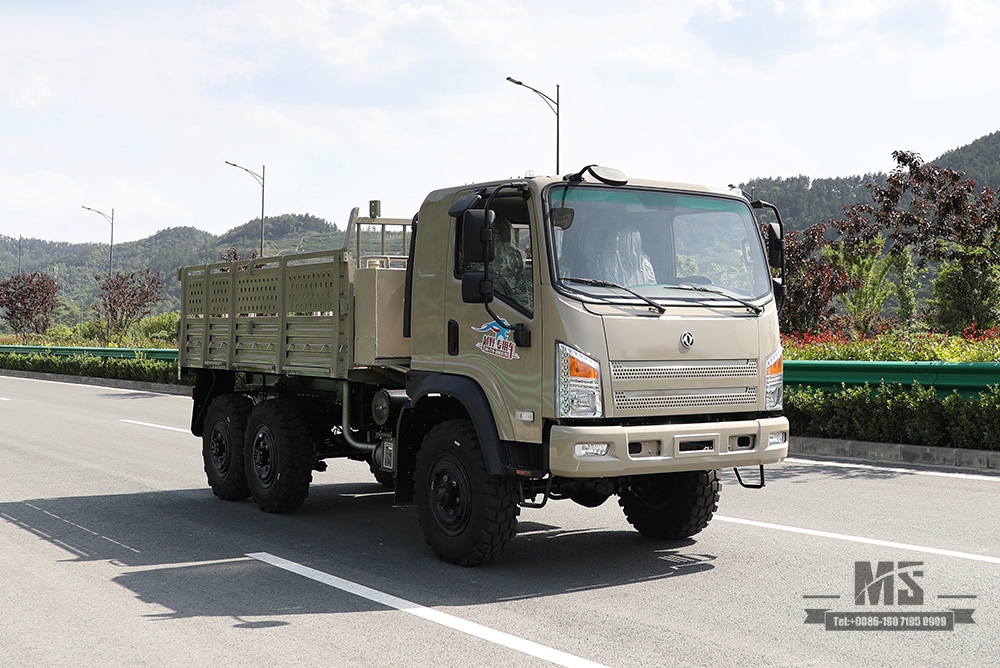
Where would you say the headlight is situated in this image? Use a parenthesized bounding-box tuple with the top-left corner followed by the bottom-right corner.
(765, 346, 783, 410)
(557, 343, 603, 418)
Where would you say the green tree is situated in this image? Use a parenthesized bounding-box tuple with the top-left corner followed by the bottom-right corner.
(890, 251, 918, 328)
(926, 261, 1000, 332)
(828, 238, 896, 336)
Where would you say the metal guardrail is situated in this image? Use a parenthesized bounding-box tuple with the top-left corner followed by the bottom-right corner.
(784, 360, 1000, 396)
(0, 345, 178, 361)
(1, 348, 997, 395)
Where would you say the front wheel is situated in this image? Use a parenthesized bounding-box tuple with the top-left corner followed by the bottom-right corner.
(414, 419, 519, 566)
(619, 470, 720, 539)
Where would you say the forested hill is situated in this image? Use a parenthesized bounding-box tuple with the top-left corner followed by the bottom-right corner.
(2, 131, 999, 321)
(0, 213, 343, 318)
(741, 130, 1000, 232)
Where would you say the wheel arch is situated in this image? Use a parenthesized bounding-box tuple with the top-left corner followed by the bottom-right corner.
(394, 373, 503, 503)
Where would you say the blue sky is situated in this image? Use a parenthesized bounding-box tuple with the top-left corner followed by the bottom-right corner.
(2, 0, 998, 244)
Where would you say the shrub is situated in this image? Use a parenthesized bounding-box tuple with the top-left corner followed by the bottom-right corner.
(786, 382, 1000, 451)
(0, 352, 186, 386)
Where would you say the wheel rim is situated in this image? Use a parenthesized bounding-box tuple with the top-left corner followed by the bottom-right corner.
(250, 426, 277, 488)
(208, 420, 232, 476)
(428, 454, 472, 537)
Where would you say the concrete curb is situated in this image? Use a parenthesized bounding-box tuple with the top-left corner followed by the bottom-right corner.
(0, 368, 191, 396)
(790, 435, 1000, 472)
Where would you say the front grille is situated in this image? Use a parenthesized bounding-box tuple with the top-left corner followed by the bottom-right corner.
(614, 387, 758, 412)
(611, 360, 758, 381)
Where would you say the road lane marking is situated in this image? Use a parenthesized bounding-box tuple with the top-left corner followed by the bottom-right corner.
(249, 552, 611, 668)
(716, 516, 1000, 564)
(119, 419, 189, 433)
(0, 397, 10, 401)
(785, 457, 1000, 482)
(22, 502, 141, 554)
(121, 557, 256, 572)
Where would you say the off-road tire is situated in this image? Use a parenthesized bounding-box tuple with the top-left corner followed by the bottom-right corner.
(203, 394, 253, 500)
(244, 397, 314, 513)
(414, 419, 519, 566)
(618, 470, 720, 539)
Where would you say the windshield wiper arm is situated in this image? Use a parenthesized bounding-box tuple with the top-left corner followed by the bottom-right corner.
(662, 284, 763, 315)
(563, 277, 666, 314)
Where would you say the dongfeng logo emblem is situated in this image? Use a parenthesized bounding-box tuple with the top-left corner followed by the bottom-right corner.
(680, 331, 695, 349)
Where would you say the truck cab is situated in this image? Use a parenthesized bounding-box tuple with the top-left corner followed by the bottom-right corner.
(403, 165, 786, 473)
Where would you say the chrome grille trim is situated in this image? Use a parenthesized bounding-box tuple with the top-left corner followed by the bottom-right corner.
(614, 387, 758, 412)
(611, 359, 758, 381)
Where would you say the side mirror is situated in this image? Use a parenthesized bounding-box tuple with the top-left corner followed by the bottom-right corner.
(766, 222, 784, 269)
(550, 207, 575, 230)
(461, 272, 493, 304)
(462, 209, 496, 264)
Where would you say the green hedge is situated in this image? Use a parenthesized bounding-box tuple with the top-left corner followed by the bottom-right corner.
(0, 352, 186, 386)
(785, 382, 1000, 451)
(4, 351, 998, 451)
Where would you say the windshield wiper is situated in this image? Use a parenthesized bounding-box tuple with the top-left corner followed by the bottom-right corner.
(662, 284, 763, 315)
(562, 277, 666, 314)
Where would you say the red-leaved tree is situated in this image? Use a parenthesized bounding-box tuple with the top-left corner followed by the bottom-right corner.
(779, 221, 859, 334)
(0, 272, 60, 342)
(93, 269, 165, 345)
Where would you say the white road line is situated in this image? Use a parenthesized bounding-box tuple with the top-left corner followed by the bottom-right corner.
(249, 552, 611, 668)
(0, 397, 10, 401)
(119, 419, 190, 433)
(784, 457, 1000, 482)
(122, 557, 255, 573)
(716, 516, 1000, 564)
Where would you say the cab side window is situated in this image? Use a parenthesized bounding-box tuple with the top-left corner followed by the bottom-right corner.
(455, 206, 533, 314)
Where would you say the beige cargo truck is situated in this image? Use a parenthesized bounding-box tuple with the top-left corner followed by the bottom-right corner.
(179, 164, 789, 566)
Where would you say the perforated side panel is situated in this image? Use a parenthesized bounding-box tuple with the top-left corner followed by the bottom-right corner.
(286, 266, 339, 313)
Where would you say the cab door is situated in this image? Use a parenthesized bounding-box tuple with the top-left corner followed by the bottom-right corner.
(441, 193, 543, 444)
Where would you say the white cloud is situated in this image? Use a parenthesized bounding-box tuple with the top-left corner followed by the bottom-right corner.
(0, 0, 997, 247)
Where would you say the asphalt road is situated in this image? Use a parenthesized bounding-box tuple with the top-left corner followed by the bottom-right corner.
(2, 374, 998, 668)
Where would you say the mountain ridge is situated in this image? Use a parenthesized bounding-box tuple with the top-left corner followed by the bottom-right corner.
(3, 130, 998, 321)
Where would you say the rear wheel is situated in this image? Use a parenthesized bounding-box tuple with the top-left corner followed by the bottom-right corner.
(244, 398, 314, 513)
(414, 419, 519, 566)
(618, 470, 720, 539)
(203, 394, 253, 500)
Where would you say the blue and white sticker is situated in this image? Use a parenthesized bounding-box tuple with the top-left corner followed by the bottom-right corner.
(472, 320, 520, 360)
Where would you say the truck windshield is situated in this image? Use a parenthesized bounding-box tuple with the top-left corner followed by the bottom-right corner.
(547, 185, 772, 307)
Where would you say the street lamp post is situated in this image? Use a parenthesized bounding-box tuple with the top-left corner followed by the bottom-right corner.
(81, 205, 114, 276)
(226, 161, 266, 257)
(506, 76, 560, 174)
(81, 205, 114, 342)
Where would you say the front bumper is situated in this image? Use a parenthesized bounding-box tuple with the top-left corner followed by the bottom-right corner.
(548, 416, 788, 477)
